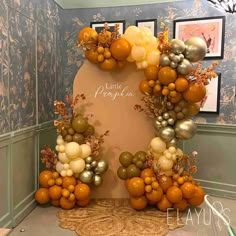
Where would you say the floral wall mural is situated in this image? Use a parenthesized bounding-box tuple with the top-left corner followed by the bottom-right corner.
(61, 0, 236, 124)
(0, 0, 62, 135)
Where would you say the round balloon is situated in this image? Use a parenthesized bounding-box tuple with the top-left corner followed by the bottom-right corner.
(65, 142, 81, 160)
(174, 119, 197, 140)
(160, 127, 175, 142)
(69, 158, 85, 174)
(94, 159, 108, 174)
(79, 170, 94, 184)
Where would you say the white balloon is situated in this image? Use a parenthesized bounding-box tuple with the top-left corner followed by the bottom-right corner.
(158, 155, 174, 171)
(150, 137, 167, 153)
(66, 169, 73, 176)
(58, 152, 69, 164)
(147, 50, 160, 65)
(65, 142, 81, 160)
(80, 144, 92, 159)
(69, 158, 85, 174)
(58, 144, 65, 153)
(63, 163, 70, 170)
(60, 170, 67, 177)
(57, 135, 64, 145)
(131, 46, 146, 61)
(56, 161, 64, 173)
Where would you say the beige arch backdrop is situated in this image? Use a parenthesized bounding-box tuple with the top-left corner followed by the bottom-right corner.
(73, 61, 155, 198)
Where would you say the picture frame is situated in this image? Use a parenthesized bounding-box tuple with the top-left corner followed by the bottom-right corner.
(200, 73, 221, 114)
(90, 20, 125, 35)
(173, 16, 225, 60)
(136, 19, 157, 36)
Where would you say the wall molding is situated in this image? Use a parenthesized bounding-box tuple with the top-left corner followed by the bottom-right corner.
(196, 123, 236, 135)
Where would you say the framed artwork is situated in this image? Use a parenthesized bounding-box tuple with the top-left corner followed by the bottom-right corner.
(136, 19, 157, 36)
(173, 16, 225, 60)
(200, 73, 221, 114)
(90, 20, 125, 35)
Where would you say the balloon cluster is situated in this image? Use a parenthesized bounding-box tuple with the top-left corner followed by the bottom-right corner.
(117, 151, 148, 180)
(78, 24, 131, 71)
(35, 95, 109, 209)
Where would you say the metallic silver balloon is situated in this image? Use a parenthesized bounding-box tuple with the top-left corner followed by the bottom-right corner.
(79, 170, 94, 184)
(157, 116, 163, 122)
(163, 112, 170, 120)
(184, 37, 207, 62)
(179, 54, 184, 61)
(85, 163, 92, 170)
(161, 120, 168, 127)
(170, 61, 178, 69)
(154, 120, 162, 130)
(160, 126, 175, 142)
(91, 160, 97, 168)
(94, 159, 108, 174)
(174, 119, 197, 140)
(160, 54, 170, 66)
(167, 118, 175, 125)
(93, 174, 103, 186)
(168, 52, 175, 60)
(85, 156, 93, 164)
(171, 39, 186, 54)
(177, 58, 193, 75)
(172, 55, 180, 63)
(166, 138, 179, 148)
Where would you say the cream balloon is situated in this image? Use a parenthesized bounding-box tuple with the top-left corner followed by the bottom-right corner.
(56, 135, 64, 145)
(147, 50, 160, 65)
(66, 169, 73, 177)
(60, 169, 67, 177)
(58, 144, 65, 153)
(140, 26, 153, 38)
(80, 144, 92, 159)
(65, 142, 81, 160)
(131, 46, 146, 62)
(58, 152, 70, 164)
(158, 155, 174, 171)
(69, 158, 85, 174)
(56, 161, 64, 173)
(150, 137, 167, 153)
(123, 26, 141, 45)
(141, 60, 148, 68)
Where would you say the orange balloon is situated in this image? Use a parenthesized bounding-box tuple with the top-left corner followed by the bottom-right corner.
(62, 176, 77, 189)
(183, 82, 206, 103)
(74, 183, 91, 201)
(117, 60, 127, 70)
(78, 27, 98, 47)
(99, 58, 117, 71)
(166, 186, 183, 203)
(77, 198, 90, 207)
(158, 66, 177, 85)
(188, 186, 205, 206)
(126, 177, 145, 197)
(175, 77, 189, 92)
(130, 195, 148, 210)
(110, 38, 131, 61)
(60, 196, 76, 210)
(173, 199, 188, 211)
(35, 188, 50, 205)
(39, 170, 53, 188)
(168, 92, 182, 104)
(48, 185, 62, 200)
(157, 195, 172, 212)
(140, 168, 156, 180)
(146, 187, 163, 203)
(139, 80, 153, 95)
(180, 182, 196, 199)
(144, 65, 159, 80)
(85, 48, 99, 64)
(51, 199, 60, 207)
(158, 175, 173, 193)
(187, 103, 200, 117)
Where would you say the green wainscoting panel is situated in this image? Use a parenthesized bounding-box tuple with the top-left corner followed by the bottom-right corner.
(0, 138, 11, 228)
(183, 123, 236, 199)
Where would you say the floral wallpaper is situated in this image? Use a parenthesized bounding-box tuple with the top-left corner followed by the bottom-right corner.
(61, 0, 236, 124)
(0, 0, 62, 135)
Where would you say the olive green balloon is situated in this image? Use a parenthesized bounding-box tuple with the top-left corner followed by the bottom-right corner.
(83, 125, 95, 137)
(136, 160, 144, 169)
(72, 133, 84, 144)
(61, 129, 67, 137)
(119, 152, 133, 167)
(126, 164, 141, 178)
(117, 166, 127, 180)
(134, 151, 147, 162)
(64, 134, 73, 142)
(72, 116, 89, 133)
(132, 156, 138, 164)
(67, 127, 75, 135)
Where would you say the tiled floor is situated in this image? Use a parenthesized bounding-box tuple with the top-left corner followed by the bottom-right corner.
(9, 196, 236, 236)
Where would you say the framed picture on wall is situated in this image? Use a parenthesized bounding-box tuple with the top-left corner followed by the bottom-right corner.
(200, 73, 221, 114)
(173, 16, 225, 60)
(90, 20, 125, 35)
(136, 19, 157, 36)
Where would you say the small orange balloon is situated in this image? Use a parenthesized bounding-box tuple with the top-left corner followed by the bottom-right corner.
(130, 195, 148, 210)
(180, 182, 196, 199)
(188, 186, 205, 206)
(173, 199, 188, 211)
(78, 27, 98, 47)
(158, 175, 173, 193)
(62, 176, 77, 189)
(74, 183, 91, 201)
(60, 196, 76, 210)
(166, 186, 183, 203)
(140, 168, 156, 180)
(183, 82, 206, 103)
(158, 66, 177, 85)
(157, 195, 172, 212)
(48, 185, 62, 200)
(139, 80, 153, 95)
(175, 77, 189, 92)
(146, 187, 163, 203)
(85, 48, 99, 64)
(35, 188, 50, 205)
(99, 58, 117, 71)
(110, 38, 131, 61)
(126, 177, 145, 197)
(39, 170, 53, 188)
